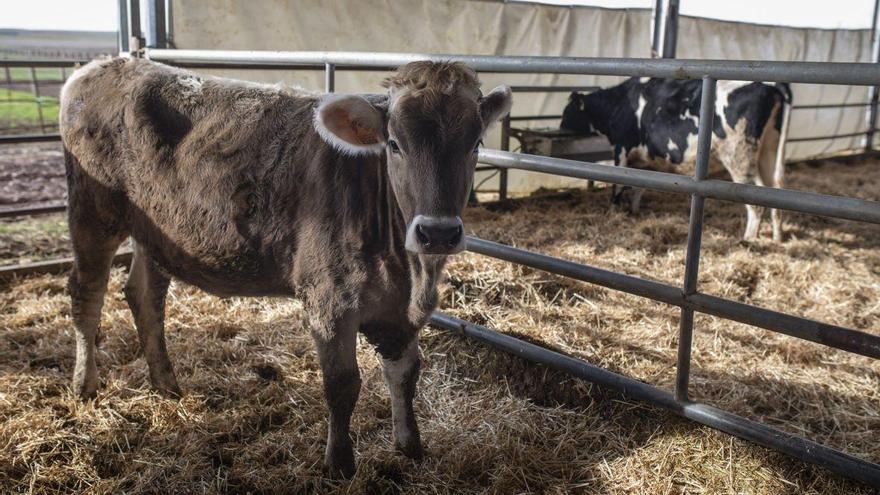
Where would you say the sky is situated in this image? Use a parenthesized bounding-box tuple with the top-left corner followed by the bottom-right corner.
(0, 0, 875, 32)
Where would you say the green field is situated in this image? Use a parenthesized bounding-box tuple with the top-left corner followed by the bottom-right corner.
(0, 88, 59, 129)
(3, 66, 68, 82)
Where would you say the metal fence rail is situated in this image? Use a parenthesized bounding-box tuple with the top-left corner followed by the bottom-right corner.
(3, 49, 880, 486)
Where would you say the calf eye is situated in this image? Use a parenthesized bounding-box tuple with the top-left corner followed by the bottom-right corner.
(387, 140, 401, 154)
(473, 139, 483, 154)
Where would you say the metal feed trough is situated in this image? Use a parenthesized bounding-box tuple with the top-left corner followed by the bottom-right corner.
(1, 46, 880, 486)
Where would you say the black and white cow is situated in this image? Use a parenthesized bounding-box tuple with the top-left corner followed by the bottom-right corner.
(561, 78, 791, 241)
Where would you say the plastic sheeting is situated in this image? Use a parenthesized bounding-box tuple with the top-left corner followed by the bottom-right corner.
(168, 0, 876, 193)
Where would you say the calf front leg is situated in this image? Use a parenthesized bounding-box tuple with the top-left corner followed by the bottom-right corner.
(312, 315, 361, 478)
(380, 336, 423, 460)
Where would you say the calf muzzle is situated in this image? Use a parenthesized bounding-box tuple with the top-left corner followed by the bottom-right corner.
(405, 215, 465, 255)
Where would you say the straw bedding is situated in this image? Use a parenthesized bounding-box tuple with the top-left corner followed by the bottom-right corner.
(0, 157, 878, 494)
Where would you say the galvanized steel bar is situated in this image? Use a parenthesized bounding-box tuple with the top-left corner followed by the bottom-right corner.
(508, 85, 601, 93)
(789, 130, 873, 143)
(476, 149, 880, 224)
(429, 312, 880, 488)
(0, 60, 87, 69)
(793, 102, 870, 110)
(28, 67, 46, 134)
(508, 114, 562, 121)
(463, 236, 880, 360)
(676, 77, 716, 401)
(499, 114, 511, 200)
(144, 49, 880, 86)
(0, 201, 66, 219)
(117, 0, 130, 52)
(325, 63, 335, 93)
(866, 0, 880, 150)
(0, 134, 61, 144)
(145, 0, 167, 48)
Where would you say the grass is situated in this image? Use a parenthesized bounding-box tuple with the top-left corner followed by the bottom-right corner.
(0, 157, 878, 493)
(0, 88, 59, 129)
(2, 66, 67, 83)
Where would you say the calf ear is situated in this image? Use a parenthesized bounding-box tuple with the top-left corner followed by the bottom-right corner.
(314, 94, 386, 156)
(479, 85, 513, 130)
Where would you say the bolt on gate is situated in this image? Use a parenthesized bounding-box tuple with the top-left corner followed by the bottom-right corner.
(142, 48, 880, 486)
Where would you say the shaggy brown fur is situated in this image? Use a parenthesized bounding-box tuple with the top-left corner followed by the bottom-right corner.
(59, 56, 511, 477)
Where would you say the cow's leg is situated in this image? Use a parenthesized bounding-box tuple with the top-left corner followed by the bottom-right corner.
(312, 313, 361, 478)
(69, 235, 123, 399)
(67, 151, 127, 399)
(629, 188, 644, 214)
(371, 329, 423, 460)
(757, 117, 787, 242)
(124, 241, 180, 397)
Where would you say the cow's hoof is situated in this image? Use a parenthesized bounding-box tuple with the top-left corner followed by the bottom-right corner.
(151, 374, 182, 399)
(396, 438, 424, 461)
(72, 367, 98, 400)
(325, 447, 356, 479)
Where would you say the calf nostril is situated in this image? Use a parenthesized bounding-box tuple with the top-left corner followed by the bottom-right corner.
(448, 225, 463, 246)
(416, 224, 431, 246)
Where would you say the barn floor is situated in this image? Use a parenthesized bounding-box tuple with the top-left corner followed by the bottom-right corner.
(1, 157, 879, 494)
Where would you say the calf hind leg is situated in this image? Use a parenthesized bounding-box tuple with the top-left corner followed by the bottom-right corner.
(69, 236, 124, 399)
(124, 241, 181, 397)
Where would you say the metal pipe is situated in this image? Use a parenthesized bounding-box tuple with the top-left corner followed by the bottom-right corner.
(144, 49, 880, 86)
(0, 60, 87, 68)
(117, 0, 130, 52)
(508, 114, 563, 121)
(508, 85, 601, 93)
(499, 114, 511, 200)
(0, 201, 66, 219)
(676, 77, 716, 401)
(793, 102, 870, 110)
(0, 134, 61, 144)
(128, 0, 143, 52)
(476, 149, 880, 224)
(788, 130, 873, 143)
(650, 0, 680, 59)
(865, 0, 880, 150)
(429, 312, 880, 488)
(29, 67, 46, 134)
(145, 0, 167, 48)
(463, 236, 880, 360)
(325, 63, 335, 93)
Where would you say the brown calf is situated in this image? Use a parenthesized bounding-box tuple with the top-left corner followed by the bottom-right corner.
(59, 57, 511, 477)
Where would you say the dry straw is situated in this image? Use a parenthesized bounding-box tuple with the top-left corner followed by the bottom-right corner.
(0, 158, 878, 493)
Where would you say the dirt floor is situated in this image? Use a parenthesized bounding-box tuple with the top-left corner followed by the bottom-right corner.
(0, 143, 66, 205)
(0, 156, 879, 494)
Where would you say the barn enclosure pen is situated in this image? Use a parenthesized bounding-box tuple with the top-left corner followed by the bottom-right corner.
(2, 0, 880, 490)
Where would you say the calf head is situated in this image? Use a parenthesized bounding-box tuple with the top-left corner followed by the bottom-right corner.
(561, 91, 600, 135)
(314, 61, 511, 255)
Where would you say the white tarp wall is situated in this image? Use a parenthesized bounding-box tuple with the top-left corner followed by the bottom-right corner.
(168, 0, 875, 194)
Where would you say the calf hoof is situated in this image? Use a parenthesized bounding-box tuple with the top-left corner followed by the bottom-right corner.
(396, 438, 424, 461)
(72, 365, 98, 400)
(151, 375, 182, 399)
(325, 446, 356, 479)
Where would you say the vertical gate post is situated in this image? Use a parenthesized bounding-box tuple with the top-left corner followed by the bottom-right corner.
(117, 0, 130, 53)
(651, 0, 680, 59)
(675, 77, 716, 402)
(145, 0, 168, 48)
(865, 0, 880, 151)
(29, 67, 46, 134)
(128, 0, 144, 53)
(325, 63, 335, 93)
(499, 114, 511, 200)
